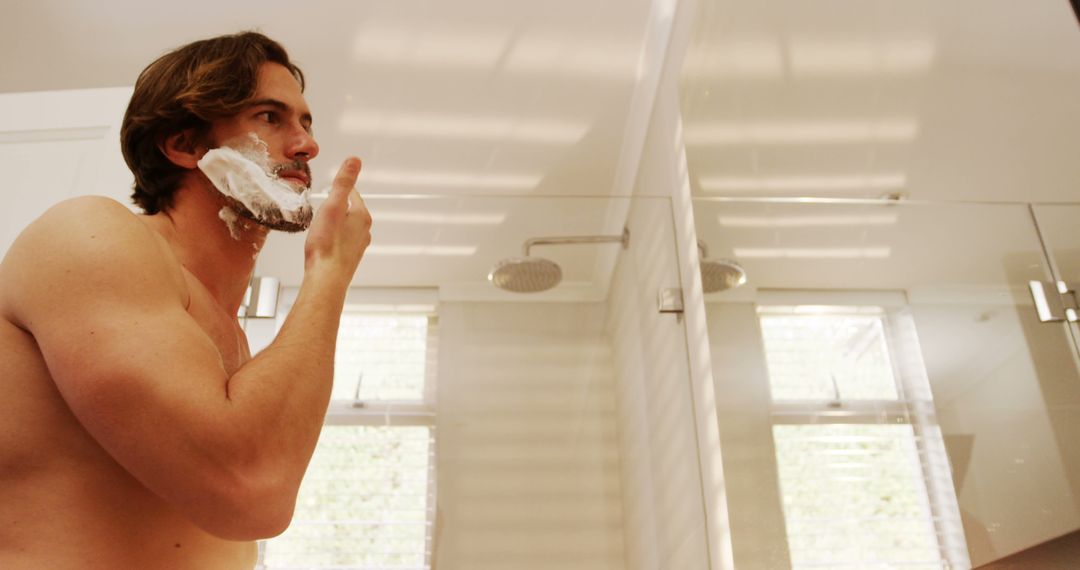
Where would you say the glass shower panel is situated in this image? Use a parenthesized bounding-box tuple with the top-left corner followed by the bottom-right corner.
(694, 198, 1080, 569)
(257, 195, 712, 570)
(1032, 204, 1080, 353)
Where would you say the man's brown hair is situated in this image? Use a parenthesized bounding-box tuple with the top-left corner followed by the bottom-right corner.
(120, 32, 305, 214)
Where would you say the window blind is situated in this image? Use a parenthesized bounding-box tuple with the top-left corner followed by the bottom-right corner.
(759, 306, 967, 569)
(259, 312, 436, 570)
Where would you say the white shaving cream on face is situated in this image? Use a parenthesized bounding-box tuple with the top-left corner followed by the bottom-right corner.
(197, 133, 313, 236)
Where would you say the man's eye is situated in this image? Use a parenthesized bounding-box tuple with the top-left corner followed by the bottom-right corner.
(257, 111, 279, 124)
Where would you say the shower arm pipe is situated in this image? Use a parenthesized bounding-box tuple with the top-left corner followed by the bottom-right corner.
(522, 227, 630, 256)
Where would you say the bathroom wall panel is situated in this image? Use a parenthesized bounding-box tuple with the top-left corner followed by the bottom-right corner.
(436, 302, 625, 570)
(606, 198, 711, 570)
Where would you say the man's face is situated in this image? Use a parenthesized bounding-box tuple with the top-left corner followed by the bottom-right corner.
(205, 62, 319, 231)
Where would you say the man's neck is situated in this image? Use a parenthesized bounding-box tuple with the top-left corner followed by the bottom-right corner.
(146, 183, 270, 317)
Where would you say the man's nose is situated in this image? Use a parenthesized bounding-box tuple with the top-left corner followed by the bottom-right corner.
(288, 127, 319, 161)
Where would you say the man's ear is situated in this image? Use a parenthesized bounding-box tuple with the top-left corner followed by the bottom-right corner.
(159, 129, 205, 169)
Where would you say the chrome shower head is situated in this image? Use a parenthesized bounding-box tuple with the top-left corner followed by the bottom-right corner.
(700, 259, 747, 292)
(488, 257, 563, 293)
(489, 227, 629, 293)
(698, 240, 746, 293)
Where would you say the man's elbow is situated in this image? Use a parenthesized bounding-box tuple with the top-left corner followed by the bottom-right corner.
(206, 503, 295, 542)
(189, 474, 300, 541)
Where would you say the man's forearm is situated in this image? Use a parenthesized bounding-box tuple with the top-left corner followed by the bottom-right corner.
(202, 155, 368, 524)
(224, 265, 350, 479)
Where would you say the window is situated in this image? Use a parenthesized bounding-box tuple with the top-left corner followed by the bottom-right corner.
(759, 305, 968, 569)
(258, 309, 437, 570)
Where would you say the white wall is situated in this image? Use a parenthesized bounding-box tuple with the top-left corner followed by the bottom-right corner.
(434, 302, 625, 570)
(593, 0, 733, 565)
(605, 199, 711, 570)
(622, 0, 733, 565)
(0, 88, 134, 256)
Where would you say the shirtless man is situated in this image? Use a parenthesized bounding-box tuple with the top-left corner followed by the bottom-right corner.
(0, 32, 370, 568)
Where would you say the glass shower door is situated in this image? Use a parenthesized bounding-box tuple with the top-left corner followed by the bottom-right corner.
(694, 198, 1080, 569)
(257, 195, 714, 570)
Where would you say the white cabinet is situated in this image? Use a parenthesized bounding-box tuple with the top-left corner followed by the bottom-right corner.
(0, 87, 134, 255)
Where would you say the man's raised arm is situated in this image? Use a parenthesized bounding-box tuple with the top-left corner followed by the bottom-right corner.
(0, 158, 369, 541)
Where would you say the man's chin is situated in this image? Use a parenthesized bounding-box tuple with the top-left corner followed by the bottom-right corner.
(228, 199, 313, 233)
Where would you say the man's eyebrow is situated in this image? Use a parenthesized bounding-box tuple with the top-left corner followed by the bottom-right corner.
(249, 98, 314, 125)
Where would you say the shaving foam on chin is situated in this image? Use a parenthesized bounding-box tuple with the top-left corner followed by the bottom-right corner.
(197, 133, 312, 234)
(218, 207, 243, 240)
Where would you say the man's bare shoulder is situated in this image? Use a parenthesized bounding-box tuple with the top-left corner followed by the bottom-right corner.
(21, 195, 143, 236)
(0, 196, 187, 329)
(5, 195, 147, 256)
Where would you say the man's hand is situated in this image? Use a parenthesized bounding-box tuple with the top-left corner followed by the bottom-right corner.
(304, 157, 370, 278)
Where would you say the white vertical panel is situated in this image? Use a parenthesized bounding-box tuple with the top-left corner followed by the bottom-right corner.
(0, 87, 134, 256)
(0, 137, 104, 254)
(706, 302, 793, 568)
(614, 0, 732, 563)
(606, 196, 712, 570)
(435, 302, 625, 570)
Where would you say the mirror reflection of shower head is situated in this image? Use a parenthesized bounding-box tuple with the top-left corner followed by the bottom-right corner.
(489, 227, 630, 293)
(697, 240, 746, 293)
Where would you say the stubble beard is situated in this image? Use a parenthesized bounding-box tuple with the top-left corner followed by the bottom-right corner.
(224, 159, 314, 233)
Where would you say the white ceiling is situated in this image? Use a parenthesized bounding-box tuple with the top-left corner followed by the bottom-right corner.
(0, 0, 652, 199)
(685, 0, 1080, 297)
(0, 0, 660, 294)
(681, 0, 1080, 203)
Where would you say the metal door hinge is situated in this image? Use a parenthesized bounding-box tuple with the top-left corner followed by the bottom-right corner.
(658, 288, 684, 314)
(1028, 280, 1079, 323)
